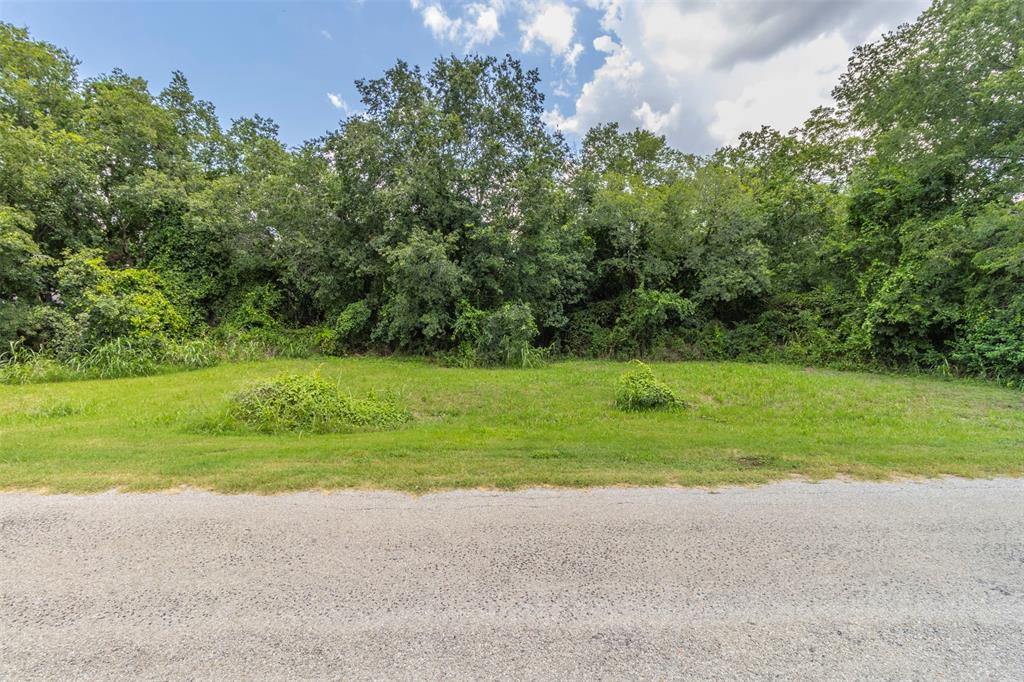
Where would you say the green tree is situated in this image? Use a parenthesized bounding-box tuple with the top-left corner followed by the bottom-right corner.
(375, 229, 466, 350)
(663, 164, 769, 308)
(0, 23, 80, 127)
(833, 0, 1024, 366)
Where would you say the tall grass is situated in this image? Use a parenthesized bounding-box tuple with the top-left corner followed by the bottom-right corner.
(0, 331, 322, 385)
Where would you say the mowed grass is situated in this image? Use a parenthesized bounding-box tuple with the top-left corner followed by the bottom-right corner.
(0, 357, 1022, 493)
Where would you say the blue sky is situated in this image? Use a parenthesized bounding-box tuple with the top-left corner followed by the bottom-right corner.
(1, 1, 928, 153)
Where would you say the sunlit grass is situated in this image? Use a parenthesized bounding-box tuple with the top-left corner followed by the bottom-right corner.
(0, 357, 1021, 493)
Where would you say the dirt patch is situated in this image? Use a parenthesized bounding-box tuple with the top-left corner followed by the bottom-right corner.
(734, 454, 775, 468)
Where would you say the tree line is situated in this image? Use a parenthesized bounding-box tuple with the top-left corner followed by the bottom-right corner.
(2, 0, 1023, 381)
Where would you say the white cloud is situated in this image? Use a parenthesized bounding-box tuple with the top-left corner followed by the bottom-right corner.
(564, 41, 583, 67)
(708, 32, 851, 145)
(541, 104, 577, 133)
(520, 1, 582, 68)
(521, 1, 574, 53)
(541, 35, 645, 136)
(411, 0, 505, 50)
(422, 4, 461, 40)
(401, 0, 929, 151)
(320, 29, 333, 40)
(468, 2, 503, 46)
(632, 101, 680, 134)
(327, 93, 350, 113)
(592, 34, 616, 54)
(547, 0, 929, 152)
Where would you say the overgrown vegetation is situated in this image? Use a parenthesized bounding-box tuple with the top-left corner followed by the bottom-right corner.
(2, 1, 1023, 384)
(615, 361, 683, 411)
(223, 373, 409, 434)
(449, 302, 545, 368)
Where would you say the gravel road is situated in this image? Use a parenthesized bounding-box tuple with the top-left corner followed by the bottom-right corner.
(1, 478, 1022, 680)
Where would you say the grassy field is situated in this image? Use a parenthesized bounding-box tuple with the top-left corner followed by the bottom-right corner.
(0, 358, 1022, 493)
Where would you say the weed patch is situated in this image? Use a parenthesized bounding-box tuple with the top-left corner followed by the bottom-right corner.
(223, 373, 411, 434)
(615, 360, 684, 411)
(26, 399, 87, 419)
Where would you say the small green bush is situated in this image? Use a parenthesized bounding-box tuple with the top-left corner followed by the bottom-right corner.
(614, 360, 683, 411)
(227, 373, 410, 433)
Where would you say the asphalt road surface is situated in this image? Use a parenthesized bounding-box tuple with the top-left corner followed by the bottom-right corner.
(1, 478, 1022, 681)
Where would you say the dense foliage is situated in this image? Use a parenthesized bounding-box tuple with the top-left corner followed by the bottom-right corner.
(2, 0, 1022, 383)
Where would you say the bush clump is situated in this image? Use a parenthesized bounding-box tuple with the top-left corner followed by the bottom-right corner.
(227, 373, 410, 434)
(54, 249, 193, 353)
(614, 360, 683, 411)
(449, 301, 544, 367)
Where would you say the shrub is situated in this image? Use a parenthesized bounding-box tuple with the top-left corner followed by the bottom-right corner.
(323, 300, 372, 355)
(450, 301, 543, 367)
(222, 284, 284, 331)
(614, 360, 683, 411)
(55, 250, 193, 353)
(11, 306, 76, 351)
(564, 300, 617, 358)
(952, 312, 1024, 387)
(608, 289, 695, 357)
(227, 373, 410, 433)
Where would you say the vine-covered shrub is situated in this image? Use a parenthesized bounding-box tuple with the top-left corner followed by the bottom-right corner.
(609, 289, 695, 358)
(952, 311, 1024, 387)
(55, 250, 192, 353)
(215, 287, 325, 359)
(321, 300, 373, 355)
(451, 302, 543, 367)
(614, 360, 683, 411)
(563, 300, 618, 358)
(222, 284, 283, 331)
(227, 373, 410, 433)
(563, 291, 696, 359)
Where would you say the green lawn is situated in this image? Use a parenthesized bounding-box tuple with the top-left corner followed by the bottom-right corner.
(0, 358, 1022, 493)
